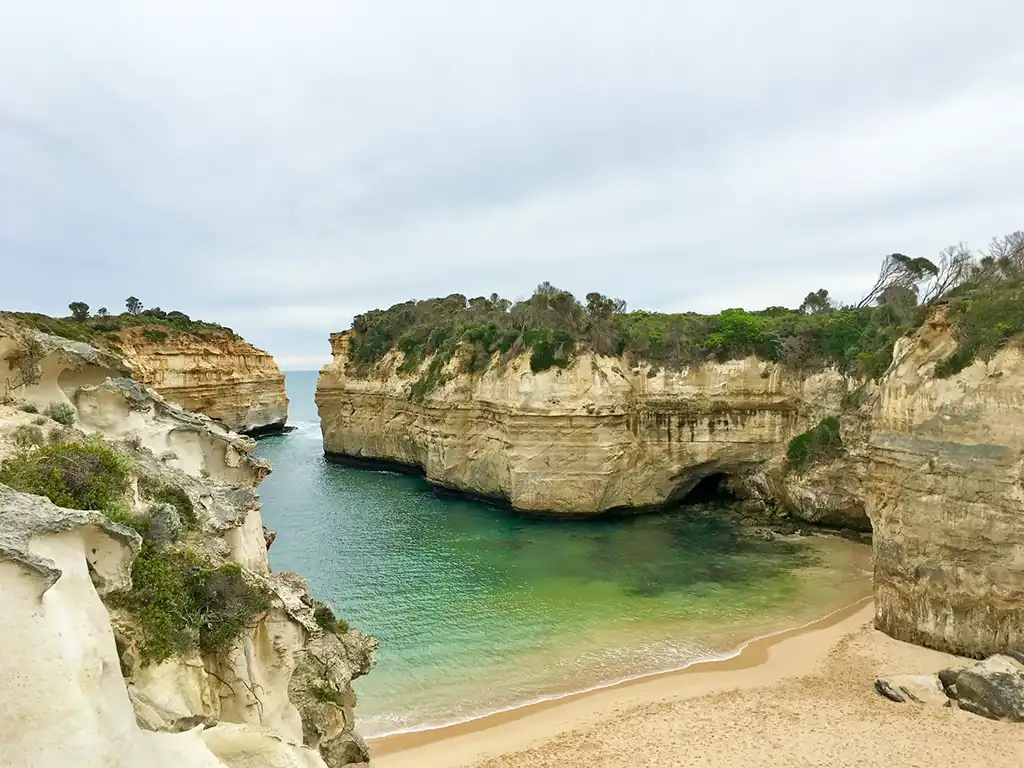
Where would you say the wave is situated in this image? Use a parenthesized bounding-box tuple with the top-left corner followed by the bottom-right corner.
(362, 597, 868, 740)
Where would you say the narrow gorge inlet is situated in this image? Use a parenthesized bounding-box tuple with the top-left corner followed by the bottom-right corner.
(255, 371, 871, 737)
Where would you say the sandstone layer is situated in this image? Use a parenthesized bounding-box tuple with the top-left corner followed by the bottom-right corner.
(0, 319, 374, 767)
(317, 332, 852, 516)
(864, 308, 1024, 658)
(112, 327, 289, 436)
(318, 310, 1024, 660)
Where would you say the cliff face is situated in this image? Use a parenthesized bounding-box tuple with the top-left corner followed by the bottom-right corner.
(317, 331, 849, 515)
(0, 320, 374, 768)
(112, 328, 289, 436)
(865, 307, 1024, 657)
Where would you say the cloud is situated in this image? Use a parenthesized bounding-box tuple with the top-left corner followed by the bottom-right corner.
(1, 0, 1022, 363)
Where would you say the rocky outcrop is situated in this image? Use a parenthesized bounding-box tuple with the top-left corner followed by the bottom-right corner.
(111, 328, 289, 436)
(317, 331, 850, 515)
(0, 324, 374, 767)
(865, 307, 1024, 658)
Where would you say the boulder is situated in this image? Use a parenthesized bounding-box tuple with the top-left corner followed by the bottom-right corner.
(874, 674, 949, 706)
(954, 655, 1024, 722)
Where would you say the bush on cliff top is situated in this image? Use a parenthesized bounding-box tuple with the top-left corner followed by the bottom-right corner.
(345, 230, 1024, 399)
(2, 306, 237, 348)
(786, 417, 844, 471)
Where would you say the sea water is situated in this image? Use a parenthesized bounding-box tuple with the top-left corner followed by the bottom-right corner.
(254, 371, 870, 737)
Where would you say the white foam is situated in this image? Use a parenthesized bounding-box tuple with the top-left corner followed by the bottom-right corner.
(363, 597, 869, 739)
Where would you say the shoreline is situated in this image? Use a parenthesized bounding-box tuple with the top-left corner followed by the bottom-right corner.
(372, 594, 874, 767)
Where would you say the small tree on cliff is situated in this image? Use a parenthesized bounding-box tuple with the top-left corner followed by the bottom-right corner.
(96, 307, 109, 317)
(68, 302, 90, 322)
(126, 296, 143, 315)
(799, 289, 833, 315)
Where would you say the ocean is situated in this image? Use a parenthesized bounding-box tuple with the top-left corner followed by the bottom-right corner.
(253, 370, 871, 738)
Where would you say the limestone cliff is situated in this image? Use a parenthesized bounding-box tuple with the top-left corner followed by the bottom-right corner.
(0, 319, 374, 768)
(864, 306, 1024, 658)
(317, 331, 851, 515)
(110, 327, 289, 436)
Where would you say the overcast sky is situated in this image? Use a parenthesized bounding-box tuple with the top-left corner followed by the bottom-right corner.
(2, 2, 1022, 369)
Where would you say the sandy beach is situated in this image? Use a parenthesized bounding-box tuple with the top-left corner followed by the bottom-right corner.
(372, 598, 1023, 768)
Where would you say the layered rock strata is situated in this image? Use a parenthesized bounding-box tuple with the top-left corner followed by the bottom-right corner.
(316, 331, 850, 515)
(864, 308, 1024, 658)
(112, 328, 289, 436)
(0, 320, 374, 768)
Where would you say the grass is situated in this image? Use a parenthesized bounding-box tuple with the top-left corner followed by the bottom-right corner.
(786, 417, 844, 472)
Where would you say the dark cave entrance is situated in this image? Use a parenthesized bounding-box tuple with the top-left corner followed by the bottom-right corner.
(678, 473, 738, 505)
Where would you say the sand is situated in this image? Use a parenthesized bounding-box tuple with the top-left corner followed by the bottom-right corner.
(372, 599, 1023, 768)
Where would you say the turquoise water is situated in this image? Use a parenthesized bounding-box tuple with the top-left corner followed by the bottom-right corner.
(254, 371, 871, 737)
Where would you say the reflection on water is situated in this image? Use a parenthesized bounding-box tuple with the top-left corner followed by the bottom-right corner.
(255, 372, 870, 736)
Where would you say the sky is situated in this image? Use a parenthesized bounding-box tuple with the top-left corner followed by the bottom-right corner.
(2, 2, 1022, 369)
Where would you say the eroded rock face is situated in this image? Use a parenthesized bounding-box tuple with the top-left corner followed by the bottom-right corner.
(112, 328, 289, 436)
(866, 307, 1024, 657)
(317, 331, 849, 515)
(0, 485, 226, 768)
(0, 326, 374, 767)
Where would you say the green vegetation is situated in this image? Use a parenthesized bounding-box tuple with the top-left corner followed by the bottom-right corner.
(934, 279, 1024, 377)
(345, 231, 1024, 398)
(0, 440, 132, 511)
(16, 401, 38, 414)
(138, 475, 198, 527)
(309, 681, 347, 707)
(3, 297, 237, 350)
(786, 417, 844, 471)
(115, 547, 271, 664)
(313, 600, 350, 634)
(12, 425, 44, 448)
(44, 401, 76, 426)
(0, 437, 263, 666)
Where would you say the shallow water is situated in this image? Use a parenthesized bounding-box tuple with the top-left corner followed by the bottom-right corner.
(254, 371, 871, 737)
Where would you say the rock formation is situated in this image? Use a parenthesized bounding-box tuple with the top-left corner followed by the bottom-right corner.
(865, 306, 1024, 658)
(0, 319, 374, 768)
(316, 330, 851, 516)
(111, 327, 289, 436)
(317, 304, 1024, 660)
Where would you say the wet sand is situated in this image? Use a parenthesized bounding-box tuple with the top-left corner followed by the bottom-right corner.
(372, 598, 1023, 768)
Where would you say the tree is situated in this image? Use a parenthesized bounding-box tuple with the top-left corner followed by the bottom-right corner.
(921, 243, 974, 304)
(126, 296, 143, 315)
(857, 253, 938, 308)
(96, 307, 109, 317)
(68, 302, 90, 322)
(799, 289, 833, 315)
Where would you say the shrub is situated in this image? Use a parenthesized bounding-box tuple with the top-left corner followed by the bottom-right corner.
(44, 401, 76, 426)
(138, 475, 197, 527)
(11, 425, 44, 448)
(309, 682, 347, 708)
(17, 401, 38, 414)
(142, 329, 169, 343)
(0, 440, 132, 510)
(102, 501, 149, 534)
(313, 600, 349, 634)
(116, 547, 272, 665)
(786, 417, 844, 472)
(31, 415, 47, 426)
(933, 278, 1024, 378)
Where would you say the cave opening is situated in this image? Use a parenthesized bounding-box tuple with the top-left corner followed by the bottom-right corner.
(679, 473, 738, 505)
